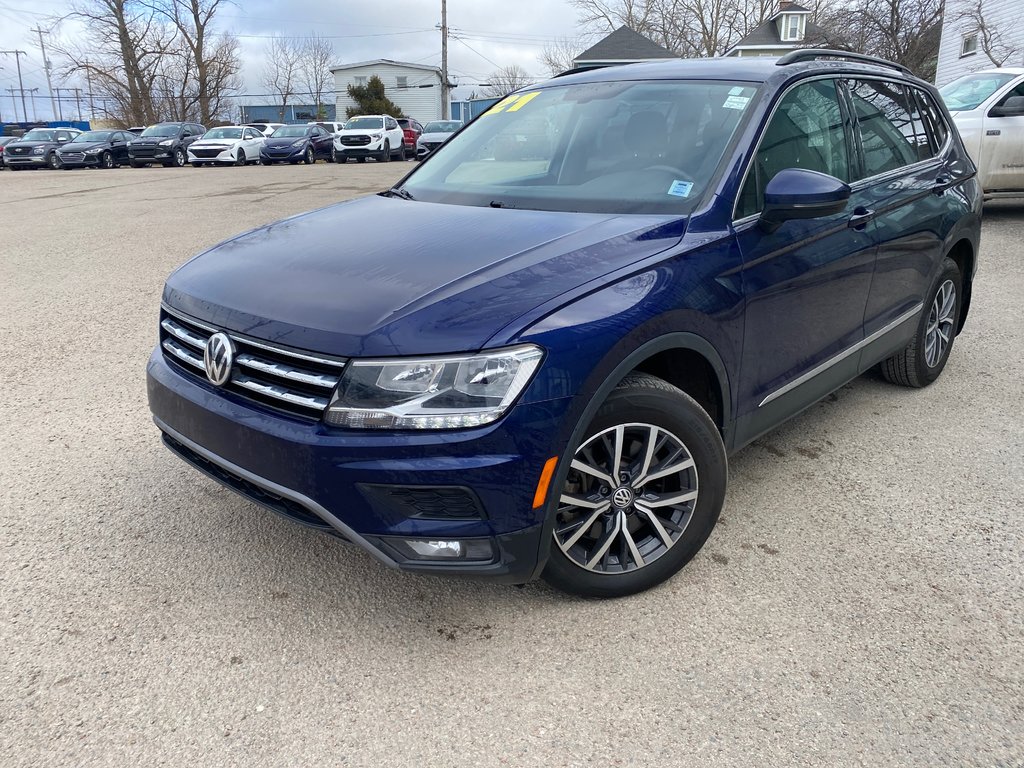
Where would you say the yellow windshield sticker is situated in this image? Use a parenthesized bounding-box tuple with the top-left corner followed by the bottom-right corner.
(485, 91, 541, 115)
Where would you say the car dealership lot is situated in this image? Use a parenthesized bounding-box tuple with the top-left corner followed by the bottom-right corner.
(1, 165, 1021, 766)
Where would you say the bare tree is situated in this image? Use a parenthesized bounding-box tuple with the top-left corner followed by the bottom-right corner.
(957, 0, 1022, 66)
(261, 36, 303, 121)
(540, 35, 587, 75)
(482, 65, 535, 98)
(300, 33, 334, 120)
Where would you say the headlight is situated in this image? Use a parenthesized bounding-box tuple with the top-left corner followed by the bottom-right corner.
(324, 345, 543, 429)
(159, 139, 174, 146)
(85, 147, 103, 154)
(292, 139, 306, 147)
(32, 147, 45, 155)
(127, 141, 135, 146)
(371, 132, 383, 139)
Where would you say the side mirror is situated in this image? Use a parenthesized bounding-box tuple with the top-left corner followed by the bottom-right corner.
(759, 168, 851, 233)
(989, 95, 1024, 118)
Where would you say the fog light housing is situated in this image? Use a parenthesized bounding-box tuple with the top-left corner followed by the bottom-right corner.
(380, 537, 495, 563)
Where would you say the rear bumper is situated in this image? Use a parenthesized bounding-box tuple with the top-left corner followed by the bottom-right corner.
(147, 349, 568, 583)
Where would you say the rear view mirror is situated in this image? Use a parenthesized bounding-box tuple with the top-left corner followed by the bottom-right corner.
(759, 168, 851, 233)
(989, 95, 1024, 118)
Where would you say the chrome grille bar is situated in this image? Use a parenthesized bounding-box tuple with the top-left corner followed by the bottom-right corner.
(162, 338, 204, 370)
(235, 353, 337, 389)
(232, 374, 329, 410)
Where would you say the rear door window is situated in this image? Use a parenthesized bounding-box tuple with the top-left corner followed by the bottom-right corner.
(848, 80, 929, 178)
(737, 78, 850, 219)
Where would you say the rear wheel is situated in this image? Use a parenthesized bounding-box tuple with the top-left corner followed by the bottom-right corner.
(330, 145, 338, 163)
(880, 258, 961, 388)
(542, 374, 727, 598)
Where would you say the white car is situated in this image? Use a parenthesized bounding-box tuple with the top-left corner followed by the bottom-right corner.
(416, 120, 463, 159)
(939, 67, 1024, 200)
(335, 115, 405, 163)
(188, 126, 265, 167)
(309, 121, 346, 137)
(243, 122, 285, 137)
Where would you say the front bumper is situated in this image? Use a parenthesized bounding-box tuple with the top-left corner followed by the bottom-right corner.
(130, 149, 172, 162)
(147, 349, 569, 583)
(57, 153, 103, 167)
(336, 139, 386, 157)
(189, 148, 238, 163)
(260, 146, 305, 162)
(5, 155, 47, 166)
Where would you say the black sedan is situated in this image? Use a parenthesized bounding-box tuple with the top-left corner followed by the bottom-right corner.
(259, 124, 335, 165)
(56, 130, 135, 169)
(4, 127, 81, 170)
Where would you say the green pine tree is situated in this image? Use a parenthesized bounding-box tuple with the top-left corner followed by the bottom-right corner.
(346, 75, 406, 118)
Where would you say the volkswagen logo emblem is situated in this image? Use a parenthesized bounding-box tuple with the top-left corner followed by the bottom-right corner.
(612, 486, 634, 508)
(203, 332, 235, 386)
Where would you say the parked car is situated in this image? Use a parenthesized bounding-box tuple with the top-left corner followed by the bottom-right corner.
(397, 118, 424, 159)
(188, 126, 265, 167)
(126, 126, 147, 135)
(147, 52, 981, 597)
(3, 127, 82, 170)
(309, 121, 346, 137)
(244, 122, 285, 137)
(415, 120, 462, 159)
(335, 115, 405, 162)
(55, 129, 134, 169)
(0, 136, 17, 169)
(259, 124, 335, 164)
(129, 122, 205, 167)
(939, 67, 1024, 199)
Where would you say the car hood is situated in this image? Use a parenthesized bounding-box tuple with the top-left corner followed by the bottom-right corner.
(163, 195, 685, 357)
(191, 139, 241, 148)
(338, 128, 383, 136)
(264, 136, 306, 148)
(58, 141, 108, 152)
(419, 132, 455, 143)
(7, 140, 55, 149)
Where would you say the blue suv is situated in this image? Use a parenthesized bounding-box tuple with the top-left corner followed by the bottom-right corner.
(147, 51, 981, 597)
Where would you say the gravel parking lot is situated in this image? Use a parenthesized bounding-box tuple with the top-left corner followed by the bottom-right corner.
(1, 164, 1022, 766)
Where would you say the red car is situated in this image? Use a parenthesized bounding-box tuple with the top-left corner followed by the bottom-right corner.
(396, 118, 423, 160)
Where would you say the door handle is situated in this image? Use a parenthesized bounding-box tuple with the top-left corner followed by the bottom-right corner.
(848, 207, 874, 230)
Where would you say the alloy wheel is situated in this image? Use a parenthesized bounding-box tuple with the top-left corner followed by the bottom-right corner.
(925, 279, 956, 368)
(554, 423, 699, 574)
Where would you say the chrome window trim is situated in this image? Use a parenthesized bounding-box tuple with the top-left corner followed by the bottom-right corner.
(161, 303, 348, 368)
(758, 303, 923, 407)
(154, 418, 399, 569)
(731, 73, 954, 223)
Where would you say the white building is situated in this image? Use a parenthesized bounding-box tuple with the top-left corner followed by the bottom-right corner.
(935, 0, 1024, 85)
(332, 59, 443, 122)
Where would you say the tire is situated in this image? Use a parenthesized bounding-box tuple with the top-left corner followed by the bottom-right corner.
(173, 148, 186, 167)
(304, 146, 314, 164)
(356, 156, 366, 163)
(541, 374, 727, 598)
(100, 151, 114, 169)
(379, 141, 390, 162)
(880, 257, 961, 388)
(48, 152, 62, 170)
(235, 150, 245, 166)
(260, 158, 272, 166)
(329, 145, 338, 163)
(191, 162, 203, 168)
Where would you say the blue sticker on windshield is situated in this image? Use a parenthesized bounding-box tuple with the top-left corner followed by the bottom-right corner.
(668, 180, 693, 198)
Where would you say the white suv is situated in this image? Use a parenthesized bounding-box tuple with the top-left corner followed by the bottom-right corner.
(335, 115, 405, 163)
(939, 67, 1024, 199)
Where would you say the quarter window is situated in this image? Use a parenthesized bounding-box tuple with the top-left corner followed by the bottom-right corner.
(913, 88, 949, 153)
(849, 80, 927, 178)
(737, 79, 849, 219)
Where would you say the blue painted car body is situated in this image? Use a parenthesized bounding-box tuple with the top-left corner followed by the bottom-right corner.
(148, 56, 982, 584)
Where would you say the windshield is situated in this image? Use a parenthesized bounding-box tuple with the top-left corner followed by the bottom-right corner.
(271, 125, 309, 137)
(141, 124, 181, 137)
(203, 127, 243, 140)
(939, 73, 1017, 111)
(424, 121, 462, 133)
(402, 80, 759, 214)
(22, 129, 57, 142)
(346, 117, 384, 130)
(71, 131, 113, 143)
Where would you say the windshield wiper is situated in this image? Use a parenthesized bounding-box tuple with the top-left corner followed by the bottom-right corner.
(386, 187, 415, 201)
(489, 200, 516, 209)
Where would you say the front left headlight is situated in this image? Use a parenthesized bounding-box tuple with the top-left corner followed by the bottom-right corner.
(324, 345, 544, 429)
(32, 147, 45, 155)
(85, 147, 103, 154)
(159, 139, 174, 146)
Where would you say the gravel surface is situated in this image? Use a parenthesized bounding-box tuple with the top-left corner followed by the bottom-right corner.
(1, 165, 1021, 767)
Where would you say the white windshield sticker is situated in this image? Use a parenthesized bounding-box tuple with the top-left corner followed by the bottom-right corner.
(722, 95, 750, 110)
(729, 86, 745, 96)
(668, 180, 693, 197)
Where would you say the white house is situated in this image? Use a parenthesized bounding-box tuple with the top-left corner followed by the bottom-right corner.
(724, 2, 827, 58)
(332, 59, 443, 122)
(935, 0, 1024, 85)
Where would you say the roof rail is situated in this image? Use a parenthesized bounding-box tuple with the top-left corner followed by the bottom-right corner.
(776, 49, 913, 77)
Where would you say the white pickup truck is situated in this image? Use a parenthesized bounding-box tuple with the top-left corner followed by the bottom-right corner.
(940, 67, 1024, 200)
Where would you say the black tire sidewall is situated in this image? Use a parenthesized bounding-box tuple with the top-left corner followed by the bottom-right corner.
(911, 259, 962, 385)
(542, 379, 727, 598)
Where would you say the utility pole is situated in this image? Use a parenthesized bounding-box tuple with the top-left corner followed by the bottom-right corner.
(440, 0, 449, 119)
(27, 87, 39, 122)
(6, 87, 20, 122)
(32, 28, 58, 121)
(84, 61, 95, 121)
(1, 51, 28, 121)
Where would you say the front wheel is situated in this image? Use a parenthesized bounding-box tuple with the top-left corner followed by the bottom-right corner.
(304, 146, 314, 164)
(101, 151, 114, 169)
(48, 152, 62, 170)
(379, 141, 390, 162)
(542, 374, 727, 598)
(173, 148, 186, 167)
(880, 257, 961, 388)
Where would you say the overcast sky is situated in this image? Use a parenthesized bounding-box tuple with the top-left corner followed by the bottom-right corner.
(0, 0, 589, 122)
